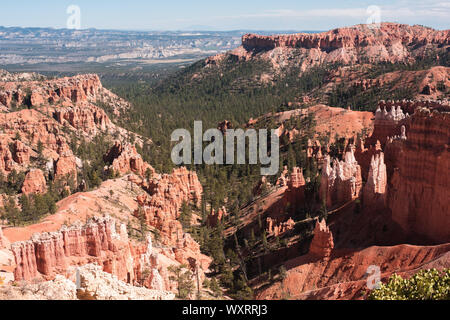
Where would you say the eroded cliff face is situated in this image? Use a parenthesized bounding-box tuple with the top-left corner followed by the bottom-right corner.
(10, 216, 176, 293)
(243, 98, 449, 300)
(0, 71, 211, 298)
(257, 243, 450, 300)
(0, 74, 102, 109)
(133, 167, 210, 276)
(386, 106, 450, 243)
(211, 23, 449, 74)
(0, 72, 146, 200)
(12, 216, 131, 281)
(242, 23, 449, 52)
(8, 165, 210, 293)
(21, 169, 47, 195)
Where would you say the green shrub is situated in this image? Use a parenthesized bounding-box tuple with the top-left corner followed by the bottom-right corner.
(368, 269, 450, 300)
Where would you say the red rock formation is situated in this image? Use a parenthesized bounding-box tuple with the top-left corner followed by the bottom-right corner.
(136, 167, 203, 239)
(53, 103, 112, 134)
(54, 153, 77, 186)
(309, 219, 334, 258)
(21, 169, 47, 195)
(288, 167, 306, 189)
(133, 167, 210, 279)
(0, 74, 103, 109)
(242, 23, 449, 54)
(363, 153, 387, 209)
(11, 140, 31, 165)
(105, 141, 155, 178)
(354, 137, 383, 180)
(207, 207, 228, 228)
(386, 106, 450, 243)
(266, 217, 295, 237)
(353, 78, 384, 91)
(257, 243, 450, 300)
(320, 148, 362, 208)
(0, 139, 14, 173)
(366, 104, 408, 147)
(0, 226, 7, 249)
(307, 139, 323, 161)
(11, 216, 149, 284)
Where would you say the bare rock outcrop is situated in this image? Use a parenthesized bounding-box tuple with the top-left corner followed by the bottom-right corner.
(0, 275, 77, 300)
(0, 74, 103, 109)
(243, 23, 449, 50)
(288, 167, 306, 189)
(0, 264, 174, 300)
(11, 140, 31, 165)
(75, 264, 175, 300)
(309, 219, 334, 258)
(367, 104, 408, 147)
(21, 169, 47, 195)
(0, 139, 14, 173)
(53, 103, 112, 134)
(134, 167, 210, 282)
(241, 23, 449, 65)
(54, 152, 78, 185)
(105, 141, 155, 177)
(258, 243, 450, 300)
(266, 217, 295, 237)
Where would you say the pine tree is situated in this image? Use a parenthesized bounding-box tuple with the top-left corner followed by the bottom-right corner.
(168, 264, 195, 299)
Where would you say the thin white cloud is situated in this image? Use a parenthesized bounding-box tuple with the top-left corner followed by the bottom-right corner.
(203, 1, 450, 25)
(171, 0, 450, 30)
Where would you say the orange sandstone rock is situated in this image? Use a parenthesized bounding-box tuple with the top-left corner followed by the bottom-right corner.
(386, 106, 450, 243)
(309, 219, 334, 258)
(21, 169, 47, 195)
(105, 141, 155, 177)
(320, 148, 362, 208)
(363, 153, 387, 209)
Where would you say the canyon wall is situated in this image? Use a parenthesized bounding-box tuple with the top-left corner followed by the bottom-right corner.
(11, 216, 132, 282)
(242, 23, 449, 52)
(0, 74, 102, 108)
(134, 167, 209, 273)
(386, 106, 450, 242)
(10, 216, 174, 292)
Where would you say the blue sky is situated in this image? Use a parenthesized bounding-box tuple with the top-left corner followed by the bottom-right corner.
(1, 0, 449, 31)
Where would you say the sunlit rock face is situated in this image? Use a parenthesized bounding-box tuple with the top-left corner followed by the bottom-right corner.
(320, 148, 362, 208)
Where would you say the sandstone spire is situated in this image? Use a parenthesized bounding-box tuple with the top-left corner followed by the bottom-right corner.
(363, 153, 387, 208)
(309, 219, 334, 258)
(320, 148, 362, 208)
